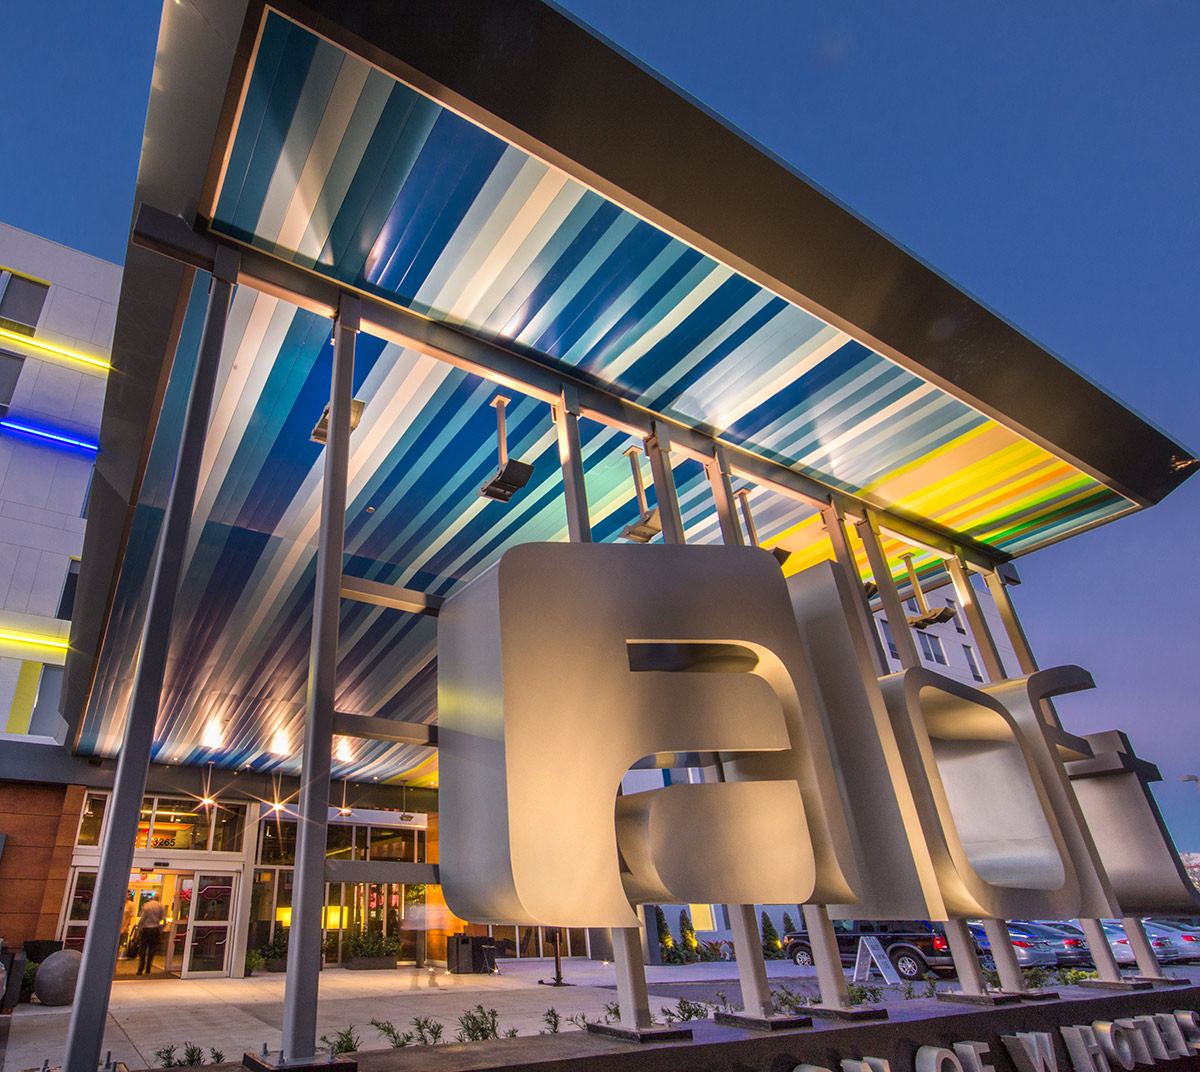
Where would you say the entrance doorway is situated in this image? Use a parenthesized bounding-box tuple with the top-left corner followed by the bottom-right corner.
(64, 868, 238, 979)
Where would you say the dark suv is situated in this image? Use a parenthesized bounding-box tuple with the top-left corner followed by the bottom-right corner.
(782, 919, 958, 980)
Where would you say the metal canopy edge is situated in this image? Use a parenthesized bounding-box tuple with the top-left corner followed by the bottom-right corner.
(269, 0, 1196, 508)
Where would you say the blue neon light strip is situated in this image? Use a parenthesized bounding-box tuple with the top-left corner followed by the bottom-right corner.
(0, 419, 99, 452)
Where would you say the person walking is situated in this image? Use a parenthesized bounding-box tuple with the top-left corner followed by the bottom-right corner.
(136, 895, 166, 975)
(120, 892, 136, 953)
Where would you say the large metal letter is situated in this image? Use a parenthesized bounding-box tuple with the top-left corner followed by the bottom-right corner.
(439, 542, 859, 926)
(281, 297, 358, 1060)
(63, 248, 239, 1072)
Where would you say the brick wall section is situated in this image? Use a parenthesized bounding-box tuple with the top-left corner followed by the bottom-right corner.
(0, 781, 84, 946)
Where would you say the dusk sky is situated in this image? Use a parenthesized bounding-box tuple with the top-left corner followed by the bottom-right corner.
(4, 2, 1198, 848)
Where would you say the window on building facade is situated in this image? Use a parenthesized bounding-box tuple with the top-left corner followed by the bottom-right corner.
(0, 350, 23, 419)
(56, 560, 80, 620)
(878, 619, 899, 660)
(77, 793, 245, 852)
(77, 793, 108, 845)
(904, 597, 919, 614)
(945, 598, 967, 633)
(917, 630, 947, 665)
(963, 644, 984, 682)
(0, 271, 49, 336)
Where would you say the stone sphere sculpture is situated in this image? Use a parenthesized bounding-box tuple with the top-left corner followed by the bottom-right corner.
(34, 949, 82, 1006)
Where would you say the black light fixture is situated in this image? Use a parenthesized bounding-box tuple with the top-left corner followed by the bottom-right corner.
(908, 606, 958, 629)
(734, 488, 790, 565)
(620, 445, 661, 542)
(311, 398, 364, 443)
(863, 581, 879, 600)
(899, 552, 956, 628)
(479, 395, 534, 502)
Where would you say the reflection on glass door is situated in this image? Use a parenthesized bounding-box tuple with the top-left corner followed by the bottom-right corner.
(182, 873, 236, 977)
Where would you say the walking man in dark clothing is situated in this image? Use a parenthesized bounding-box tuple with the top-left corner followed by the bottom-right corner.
(136, 897, 166, 975)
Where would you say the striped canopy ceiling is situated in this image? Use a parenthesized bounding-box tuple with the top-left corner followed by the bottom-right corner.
(78, 9, 1134, 781)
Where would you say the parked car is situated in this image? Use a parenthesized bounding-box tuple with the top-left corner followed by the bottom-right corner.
(1008, 921, 1091, 968)
(1100, 920, 1180, 965)
(967, 923, 1057, 971)
(1140, 919, 1200, 963)
(1039, 918, 1181, 967)
(782, 920, 959, 980)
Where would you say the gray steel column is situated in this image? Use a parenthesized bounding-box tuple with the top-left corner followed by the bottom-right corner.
(281, 296, 359, 1060)
(855, 512, 920, 668)
(705, 445, 744, 546)
(981, 918, 1025, 993)
(983, 568, 1066, 729)
(983, 570, 1039, 675)
(729, 904, 774, 1017)
(62, 248, 240, 1072)
(611, 926, 652, 1029)
(1122, 917, 1165, 979)
(1079, 917, 1124, 982)
(944, 918, 986, 995)
(553, 385, 591, 543)
(946, 556, 1006, 681)
(643, 423, 686, 544)
(802, 904, 852, 1009)
(821, 504, 887, 675)
(703, 466, 778, 1016)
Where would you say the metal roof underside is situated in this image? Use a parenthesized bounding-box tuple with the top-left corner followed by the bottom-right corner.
(68, 1, 1196, 784)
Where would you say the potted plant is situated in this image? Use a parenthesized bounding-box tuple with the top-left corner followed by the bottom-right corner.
(260, 933, 289, 972)
(344, 929, 399, 970)
(244, 949, 265, 977)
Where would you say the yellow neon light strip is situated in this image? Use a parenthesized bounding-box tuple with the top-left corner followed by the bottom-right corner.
(0, 630, 69, 650)
(0, 327, 111, 371)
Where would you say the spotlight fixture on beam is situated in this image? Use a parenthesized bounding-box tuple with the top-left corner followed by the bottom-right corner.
(908, 606, 958, 629)
(311, 398, 365, 444)
(479, 395, 534, 502)
(863, 581, 878, 600)
(734, 488, 790, 565)
(899, 551, 956, 628)
(620, 445, 661, 542)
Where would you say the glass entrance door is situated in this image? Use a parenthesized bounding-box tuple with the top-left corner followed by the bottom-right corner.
(181, 873, 237, 977)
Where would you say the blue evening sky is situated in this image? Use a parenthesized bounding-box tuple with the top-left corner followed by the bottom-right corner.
(3, 2, 1199, 848)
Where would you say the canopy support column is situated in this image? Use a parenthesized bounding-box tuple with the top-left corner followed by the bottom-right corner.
(644, 423, 685, 544)
(945, 918, 987, 996)
(702, 453, 778, 1018)
(1080, 918, 1124, 983)
(822, 505, 887, 675)
(705, 445, 744, 546)
(553, 385, 591, 542)
(947, 556, 1005, 681)
(856, 512, 920, 668)
(281, 297, 359, 1061)
(1122, 917, 1166, 980)
(981, 919, 1026, 993)
(802, 904, 852, 1010)
(62, 248, 239, 1072)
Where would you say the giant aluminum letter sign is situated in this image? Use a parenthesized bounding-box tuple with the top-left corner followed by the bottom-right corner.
(437, 542, 859, 928)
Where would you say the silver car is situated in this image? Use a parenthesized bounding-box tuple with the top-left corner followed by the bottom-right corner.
(1141, 919, 1200, 963)
(968, 922, 1056, 970)
(1100, 920, 1180, 965)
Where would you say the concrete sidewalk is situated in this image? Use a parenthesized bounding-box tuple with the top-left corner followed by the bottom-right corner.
(6, 958, 1195, 1072)
(1, 958, 822, 1072)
